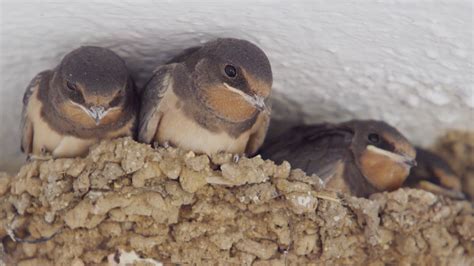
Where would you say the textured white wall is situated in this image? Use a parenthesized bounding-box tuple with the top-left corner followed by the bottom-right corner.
(1, 0, 473, 172)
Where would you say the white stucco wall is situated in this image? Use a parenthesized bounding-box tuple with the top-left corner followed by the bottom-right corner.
(1, 0, 473, 172)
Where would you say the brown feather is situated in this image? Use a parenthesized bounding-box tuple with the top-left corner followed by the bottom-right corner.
(21, 71, 52, 153)
(26, 88, 135, 158)
(139, 38, 272, 156)
(245, 111, 270, 156)
(261, 120, 415, 198)
(241, 69, 271, 98)
(24, 77, 136, 158)
(204, 84, 258, 123)
(155, 89, 254, 155)
(359, 149, 410, 191)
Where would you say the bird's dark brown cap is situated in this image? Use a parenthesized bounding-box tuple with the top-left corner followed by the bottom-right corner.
(180, 38, 273, 86)
(57, 46, 129, 96)
(203, 38, 272, 84)
(342, 119, 416, 159)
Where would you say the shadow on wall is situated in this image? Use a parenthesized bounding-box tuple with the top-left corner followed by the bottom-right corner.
(267, 91, 356, 145)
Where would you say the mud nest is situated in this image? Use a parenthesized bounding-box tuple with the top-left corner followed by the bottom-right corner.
(433, 130, 474, 200)
(0, 137, 473, 265)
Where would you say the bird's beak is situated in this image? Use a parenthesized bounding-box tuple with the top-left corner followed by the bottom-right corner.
(252, 95, 266, 111)
(404, 158, 417, 167)
(223, 83, 266, 111)
(87, 106, 108, 125)
(70, 101, 111, 125)
(367, 145, 417, 168)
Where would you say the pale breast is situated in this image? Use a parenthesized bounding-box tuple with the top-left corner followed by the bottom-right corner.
(155, 90, 251, 155)
(27, 89, 133, 158)
(157, 108, 251, 155)
(27, 90, 94, 157)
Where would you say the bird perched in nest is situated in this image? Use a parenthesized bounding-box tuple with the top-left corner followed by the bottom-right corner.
(21, 46, 138, 159)
(138, 38, 272, 157)
(405, 147, 465, 199)
(260, 120, 417, 198)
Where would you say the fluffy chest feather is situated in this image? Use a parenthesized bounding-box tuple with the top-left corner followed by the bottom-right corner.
(155, 90, 253, 155)
(27, 89, 93, 157)
(27, 88, 134, 157)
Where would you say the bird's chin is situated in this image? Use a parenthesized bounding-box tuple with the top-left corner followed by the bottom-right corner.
(87, 112, 113, 126)
(360, 145, 416, 191)
(90, 118, 103, 126)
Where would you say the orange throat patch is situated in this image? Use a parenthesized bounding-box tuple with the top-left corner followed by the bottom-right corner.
(359, 149, 411, 191)
(204, 85, 258, 123)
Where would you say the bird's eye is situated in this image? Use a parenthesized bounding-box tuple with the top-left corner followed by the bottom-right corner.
(110, 95, 123, 107)
(224, 65, 237, 78)
(368, 133, 381, 144)
(66, 81, 77, 92)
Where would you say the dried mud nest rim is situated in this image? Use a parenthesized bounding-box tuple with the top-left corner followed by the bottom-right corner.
(0, 137, 473, 265)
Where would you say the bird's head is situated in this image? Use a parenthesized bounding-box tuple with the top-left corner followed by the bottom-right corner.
(188, 38, 273, 122)
(52, 46, 134, 127)
(345, 120, 416, 191)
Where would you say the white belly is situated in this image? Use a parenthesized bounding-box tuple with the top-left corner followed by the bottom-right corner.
(32, 114, 96, 158)
(157, 109, 250, 155)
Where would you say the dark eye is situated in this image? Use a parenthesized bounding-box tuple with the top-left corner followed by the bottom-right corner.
(224, 65, 237, 78)
(368, 133, 381, 144)
(65, 80, 85, 103)
(109, 93, 123, 107)
(66, 81, 77, 92)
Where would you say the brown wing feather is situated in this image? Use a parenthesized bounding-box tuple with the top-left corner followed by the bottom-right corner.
(139, 45, 202, 144)
(138, 65, 175, 143)
(20, 70, 52, 153)
(246, 110, 271, 156)
(260, 124, 354, 181)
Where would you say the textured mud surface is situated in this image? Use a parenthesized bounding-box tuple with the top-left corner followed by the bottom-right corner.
(434, 131, 474, 200)
(0, 138, 473, 265)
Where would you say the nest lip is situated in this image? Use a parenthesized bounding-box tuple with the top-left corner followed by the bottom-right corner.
(1, 137, 472, 265)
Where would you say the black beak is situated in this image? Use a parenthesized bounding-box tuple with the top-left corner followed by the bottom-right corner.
(405, 159, 417, 167)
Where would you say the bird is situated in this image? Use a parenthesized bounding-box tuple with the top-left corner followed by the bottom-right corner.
(404, 147, 465, 199)
(138, 38, 272, 157)
(20, 46, 138, 159)
(260, 120, 417, 198)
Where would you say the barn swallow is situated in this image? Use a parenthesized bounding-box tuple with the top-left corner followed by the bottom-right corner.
(21, 46, 138, 159)
(138, 38, 272, 156)
(260, 120, 417, 198)
(405, 147, 465, 199)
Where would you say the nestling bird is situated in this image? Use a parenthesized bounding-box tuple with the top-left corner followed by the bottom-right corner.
(405, 147, 465, 199)
(21, 46, 138, 159)
(260, 120, 417, 197)
(138, 38, 272, 156)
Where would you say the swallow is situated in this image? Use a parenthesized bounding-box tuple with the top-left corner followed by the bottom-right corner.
(138, 38, 272, 156)
(21, 46, 138, 159)
(260, 120, 417, 197)
(405, 147, 465, 199)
